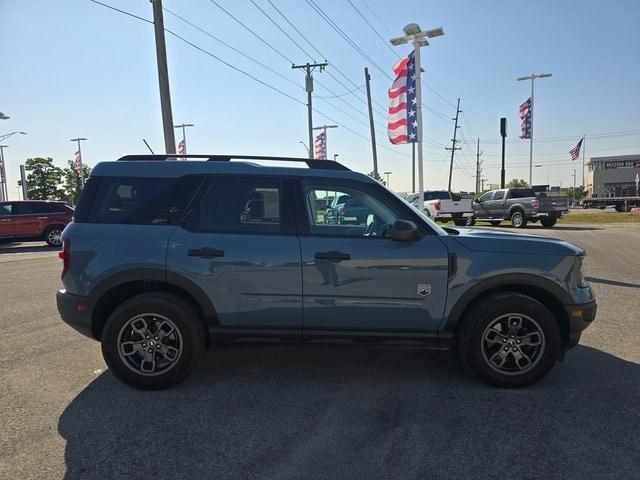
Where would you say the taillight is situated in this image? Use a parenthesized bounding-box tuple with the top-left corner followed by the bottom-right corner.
(434, 200, 441, 211)
(59, 238, 70, 278)
(531, 199, 540, 209)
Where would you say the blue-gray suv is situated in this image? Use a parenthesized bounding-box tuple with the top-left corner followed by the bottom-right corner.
(56, 154, 597, 389)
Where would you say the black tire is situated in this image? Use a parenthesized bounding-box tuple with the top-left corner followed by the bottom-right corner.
(454, 218, 467, 226)
(44, 225, 64, 247)
(510, 210, 528, 228)
(466, 216, 476, 226)
(101, 292, 205, 390)
(540, 217, 557, 228)
(456, 293, 561, 387)
(490, 220, 501, 226)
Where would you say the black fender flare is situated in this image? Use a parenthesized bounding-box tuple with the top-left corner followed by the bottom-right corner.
(440, 273, 572, 338)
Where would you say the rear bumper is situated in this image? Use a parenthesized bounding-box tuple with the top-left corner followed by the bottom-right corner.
(564, 300, 597, 349)
(530, 210, 568, 219)
(56, 290, 96, 339)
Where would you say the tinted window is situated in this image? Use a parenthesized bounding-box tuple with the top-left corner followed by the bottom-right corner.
(478, 191, 494, 202)
(87, 175, 203, 225)
(303, 181, 399, 238)
(14, 203, 50, 215)
(0, 204, 11, 215)
(188, 176, 282, 234)
(508, 188, 536, 199)
(493, 190, 506, 201)
(425, 191, 451, 201)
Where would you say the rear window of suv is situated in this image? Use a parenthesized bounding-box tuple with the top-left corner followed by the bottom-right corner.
(85, 175, 203, 225)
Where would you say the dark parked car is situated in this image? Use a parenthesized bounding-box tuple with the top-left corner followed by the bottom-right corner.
(325, 194, 371, 224)
(0, 200, 73, 246)
(469, 188, 569, 228)
(57, 154, 596, 390)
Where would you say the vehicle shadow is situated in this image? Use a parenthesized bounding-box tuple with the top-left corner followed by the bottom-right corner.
(58, 345, 639, 479)
(585, 276, 640, 289)
(0, 242, 56, 254)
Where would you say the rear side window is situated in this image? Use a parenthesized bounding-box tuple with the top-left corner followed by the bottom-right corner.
(424, 191, 451, 201)
(493, 190, 506, 201)
(0, 204, 12, 215)
(86, 175, 203, 225)
(14, 203, 49, 215)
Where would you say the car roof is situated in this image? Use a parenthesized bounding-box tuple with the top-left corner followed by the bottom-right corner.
(91, 157, 375, 183)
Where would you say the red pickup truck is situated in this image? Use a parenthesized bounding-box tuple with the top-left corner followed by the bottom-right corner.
(0, 200, 73, 247)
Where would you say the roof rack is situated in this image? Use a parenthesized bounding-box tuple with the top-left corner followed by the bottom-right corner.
(116, 154, 350, 171)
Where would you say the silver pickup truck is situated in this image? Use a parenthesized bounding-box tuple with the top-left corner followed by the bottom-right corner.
(468, 188, 569, 228)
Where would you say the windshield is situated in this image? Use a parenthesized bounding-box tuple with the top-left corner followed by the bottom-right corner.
(387, 189, 449, 236)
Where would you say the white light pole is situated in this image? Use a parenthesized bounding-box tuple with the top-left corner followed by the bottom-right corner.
(0, 132, 26, 201)
(390, 24, 444, 206)
(312, 124, 337, 159)
(517, 73, 552, 186)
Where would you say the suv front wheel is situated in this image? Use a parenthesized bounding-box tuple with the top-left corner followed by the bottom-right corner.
(101, 293, 205, 390)
(457, 293, 561, 387)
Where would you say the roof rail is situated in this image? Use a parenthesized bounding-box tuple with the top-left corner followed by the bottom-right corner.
(116, 154, 350, 171)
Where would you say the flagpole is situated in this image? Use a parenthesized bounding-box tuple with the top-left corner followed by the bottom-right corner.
(70, 137, 87, 187)
(582, 133, 586, 189)
(412, 40, 424, 200)
(529, 77, 534, 186)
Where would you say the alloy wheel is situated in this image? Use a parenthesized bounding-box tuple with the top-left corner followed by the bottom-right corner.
(47, 229, 63, 246)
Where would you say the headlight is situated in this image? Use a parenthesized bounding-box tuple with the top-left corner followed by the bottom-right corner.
(576, 253, 587, 287)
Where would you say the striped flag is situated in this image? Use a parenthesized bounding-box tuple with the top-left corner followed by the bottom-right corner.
(519, 97, 532, 139)
(177, 139, 186, 155)
(73, 150, 83, 175)
(314, 132, 326, 159)
(388, 51, 418, 145)
(569, 137, 583, 160)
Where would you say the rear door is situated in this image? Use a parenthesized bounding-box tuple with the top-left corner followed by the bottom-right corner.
(12, 202, 44, 237)
(0, 203, 14, 238)
(167, 174, 302, 336)
(297, 178, 449, 335)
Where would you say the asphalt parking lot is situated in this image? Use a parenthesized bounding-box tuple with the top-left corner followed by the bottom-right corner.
(1, 224, 639, 479)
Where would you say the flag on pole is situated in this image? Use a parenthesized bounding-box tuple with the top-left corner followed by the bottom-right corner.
(177, 139, 186, 155)
(387, 51, 418, 145)
(519, 97, 532, 139)
(314, 132, 326, 159)
(569, 137, 584, 161)
(73, 150, 83, 175)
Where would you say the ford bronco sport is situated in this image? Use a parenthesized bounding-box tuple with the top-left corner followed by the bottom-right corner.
(56, 154, 596, 389)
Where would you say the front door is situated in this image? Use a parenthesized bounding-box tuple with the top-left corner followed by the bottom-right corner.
(297, 179, 449, 334)
(486, 189, 506, 217)
(474, 191, 494, 218)
(167, 175, 302, 336)
(0, 203, 14, 239)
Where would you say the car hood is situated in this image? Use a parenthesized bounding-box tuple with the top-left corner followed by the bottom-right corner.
(445, 227, 583, 256)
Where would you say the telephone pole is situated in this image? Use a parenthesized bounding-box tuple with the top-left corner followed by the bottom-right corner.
(364, 67, 378, 176)
(445, 98, 462, 192)
(151, 0, 176, 154)
(475, 138, 483, 193)
(292, 62, 327, 159)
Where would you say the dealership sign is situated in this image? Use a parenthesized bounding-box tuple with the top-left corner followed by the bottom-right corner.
(604, 159, 640, 169)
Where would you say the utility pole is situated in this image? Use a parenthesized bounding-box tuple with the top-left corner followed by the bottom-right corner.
(364, 67, 378, 176)
(20, 164, 28, 200)
(445, 98, 462, 192)
(173, 123, 194, 155)
(151, 0, 176, 154)
(481, 177, 486, 191)
(517, 73, 552, 186)
(500, 117, 507, 188)
(312, 124, 337, 159)
(475, 138, 483, 193)
(292, 62, 327, 159)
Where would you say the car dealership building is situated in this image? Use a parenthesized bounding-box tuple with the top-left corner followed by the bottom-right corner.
(586, 154, 640, 197)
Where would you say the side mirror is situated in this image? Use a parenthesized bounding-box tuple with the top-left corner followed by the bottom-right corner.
(389, 219, 418, 241)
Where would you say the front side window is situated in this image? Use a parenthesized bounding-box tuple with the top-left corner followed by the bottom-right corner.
(189, 176, 282, 234)
(303, 182, 399, 238)
(0, 204, 12, 216)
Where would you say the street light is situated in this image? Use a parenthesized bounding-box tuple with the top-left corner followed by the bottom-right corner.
(517, 72, 552, 186)
(384, 171, 392, 187)
(299, 141, 309, 156)
(0, 131, 27, 142)
(390, 23, 444, 204)
(333, 154, 339, 161)
(0, 112, 9, 120)
(173, 123, 194, 155)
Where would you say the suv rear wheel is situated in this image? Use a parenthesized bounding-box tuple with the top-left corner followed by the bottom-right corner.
(101, 293, 205, 390)
(457, 293, 561, 387)
(510, 210, 527, 228)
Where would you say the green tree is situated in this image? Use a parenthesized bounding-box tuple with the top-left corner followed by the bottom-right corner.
(506, 178, 529, 188)
(565, 185, 585, 200)
(62, 160, 91, 205)
(18, 157, 64, 200)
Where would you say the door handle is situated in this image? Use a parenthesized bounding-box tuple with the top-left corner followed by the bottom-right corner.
(314, 251, 350, 261)
(187, 247, 224, 258)
(0, 218, 11, 222)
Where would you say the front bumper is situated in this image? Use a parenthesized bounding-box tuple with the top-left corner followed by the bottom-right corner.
(564, 300, 597, 349)
(56, 290, 96, 339)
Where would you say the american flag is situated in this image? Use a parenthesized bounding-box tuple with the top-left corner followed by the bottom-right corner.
(73, 150, 83, 175)
(569, 137, 583, 161)
(519, 97, 532, 139)
(177, 139, 186, 155)
(0, 157, 5, 183)
(314, 132, 326, 159)
(388, 51, 417, 145)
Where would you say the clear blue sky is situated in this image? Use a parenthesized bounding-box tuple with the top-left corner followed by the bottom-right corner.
(1, 0, 639, 197)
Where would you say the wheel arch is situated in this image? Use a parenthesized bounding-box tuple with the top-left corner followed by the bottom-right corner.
(90, 268, 217, 342)
(443, 274, 572, 347)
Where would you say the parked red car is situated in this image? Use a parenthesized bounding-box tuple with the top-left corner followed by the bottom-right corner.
(0, 200, 73, 247)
